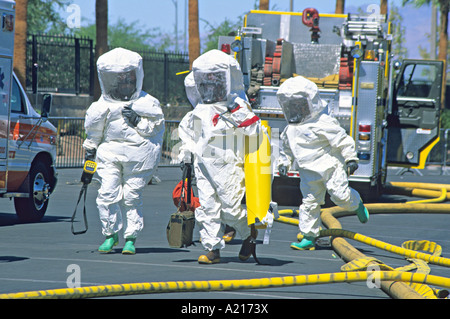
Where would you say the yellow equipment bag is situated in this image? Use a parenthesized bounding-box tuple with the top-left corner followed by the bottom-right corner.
(166, 164, 196, 248)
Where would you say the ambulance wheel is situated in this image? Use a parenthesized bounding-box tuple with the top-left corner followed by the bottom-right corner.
(14, 162, 51, 222)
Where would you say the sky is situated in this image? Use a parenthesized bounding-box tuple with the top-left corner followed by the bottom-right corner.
(60, 0, 436, 58)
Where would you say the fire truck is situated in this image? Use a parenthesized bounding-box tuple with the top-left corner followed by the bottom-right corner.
(219, 9, 444, 205)
(0, 0, 58, 221)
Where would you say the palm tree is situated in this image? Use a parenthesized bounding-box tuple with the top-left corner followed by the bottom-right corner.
(335, 0, 345, 14)
(188, 0, 200, 68)
(94, 0, 108, 99)
(403, 0, 448, 62)
(436, 0, 449, 62)
(380, 0, 388, 15)
(13, 0, 27, 89)
(403, 0, 448, 107)
(259, 0, 269, 10)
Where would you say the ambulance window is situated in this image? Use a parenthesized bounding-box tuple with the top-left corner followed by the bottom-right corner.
(11, 78, 25, 114)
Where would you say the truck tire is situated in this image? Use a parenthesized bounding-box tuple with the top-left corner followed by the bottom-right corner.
(14, 161, 51, 222)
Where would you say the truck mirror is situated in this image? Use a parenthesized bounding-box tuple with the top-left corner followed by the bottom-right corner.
(41, 94, 52, 119)
(393, 60, 402, 70)
(231, 39, 243, 52)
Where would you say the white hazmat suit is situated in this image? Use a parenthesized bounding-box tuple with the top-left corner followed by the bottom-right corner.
(178, 50, 261, 263)
(276, 76, 368, 248)
(83, 48, 165, 254)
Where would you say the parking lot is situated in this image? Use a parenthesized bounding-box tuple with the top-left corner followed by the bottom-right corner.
(0, 166, 449, 308)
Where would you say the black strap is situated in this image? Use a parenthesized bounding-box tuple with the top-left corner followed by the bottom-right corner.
(178, 164, 192, 210)
(186, 164, 192, 207)
(250, 224, 266, 265)
(71, 184, 89, 235)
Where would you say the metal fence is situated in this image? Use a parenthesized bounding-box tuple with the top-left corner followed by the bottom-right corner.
(49, 117, 181, 168)
(50, 117, 450, 174)
(27, 34, 191, 105)
(137, 49, 190, 105)
(27, 34, 94, 95)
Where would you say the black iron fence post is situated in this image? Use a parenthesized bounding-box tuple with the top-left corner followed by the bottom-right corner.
(89, 39, 94, 96)
(31, 34, 37, 94)
(164, 52, 169, 105)
(75, 37, 80, 95)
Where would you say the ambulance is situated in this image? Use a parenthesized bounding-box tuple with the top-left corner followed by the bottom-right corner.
(219, 9, 445, 205)
(0, 0, 58, 221)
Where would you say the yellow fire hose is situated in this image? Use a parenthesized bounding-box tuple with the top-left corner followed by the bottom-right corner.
(277, 184, 450, 299)
(1, 181, 450, 299)
(385, 181, 450, 203)
(279, 206, 450, 268)
(1, 271, 450, 299)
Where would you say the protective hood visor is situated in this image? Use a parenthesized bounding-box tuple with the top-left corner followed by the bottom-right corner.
(281, 94, 313, 124)
(96, 48, 144, 102)
(99, 69, 138, 102)
(194, 71, 228, 104)
(184, 72, 201, 107)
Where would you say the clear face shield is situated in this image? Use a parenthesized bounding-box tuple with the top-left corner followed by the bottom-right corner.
(99, 69, 138, 101)
(281, 95, 313, 124)
(194, 71, 228, 104)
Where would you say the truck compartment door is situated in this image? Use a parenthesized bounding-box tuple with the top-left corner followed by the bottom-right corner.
(387, 59, 444, 167)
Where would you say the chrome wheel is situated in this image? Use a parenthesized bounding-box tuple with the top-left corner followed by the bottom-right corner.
(32, 172, 50, 210)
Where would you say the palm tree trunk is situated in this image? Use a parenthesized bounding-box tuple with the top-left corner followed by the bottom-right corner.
(380, 0, 388, 15)
(438, 0, 449, 109)
(438, 0, 448, 62)
(13, 0, 27, 89)
(188, 0, 200, 69)
(259, 0, 269, 10)
(335, 0, 345, 14)
(94, 0, 108, 99)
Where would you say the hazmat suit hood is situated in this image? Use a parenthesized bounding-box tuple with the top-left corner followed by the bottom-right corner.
(277, 76, 327, 124)
(184, 71, 201, 107)
(185, 69, 249, 108)
(192, 49, 245, 105)
(97, 47, 144, 102)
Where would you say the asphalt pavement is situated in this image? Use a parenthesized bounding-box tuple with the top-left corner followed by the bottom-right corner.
(0, 165, 449, 309)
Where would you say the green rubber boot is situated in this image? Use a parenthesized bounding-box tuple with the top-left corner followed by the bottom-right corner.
(290, 237, 316, 251)
(355, 201, 369, 223)
(122, 238, 136, 255)
(98, 233, 119, 253)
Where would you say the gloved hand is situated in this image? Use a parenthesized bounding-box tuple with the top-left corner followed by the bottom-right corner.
(85, 148, 96, 161)
(227, 102, 240, 113)
(346, 160, 359, 176)
(278, 165, 288, 178)
(122, 106, 141, 127)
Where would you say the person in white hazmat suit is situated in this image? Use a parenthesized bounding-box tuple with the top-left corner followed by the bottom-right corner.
(178, 49, 261, 264)
(83, 48, 165, 254)
(183, 71, 244, 244)
(276, 76, 369, 251)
